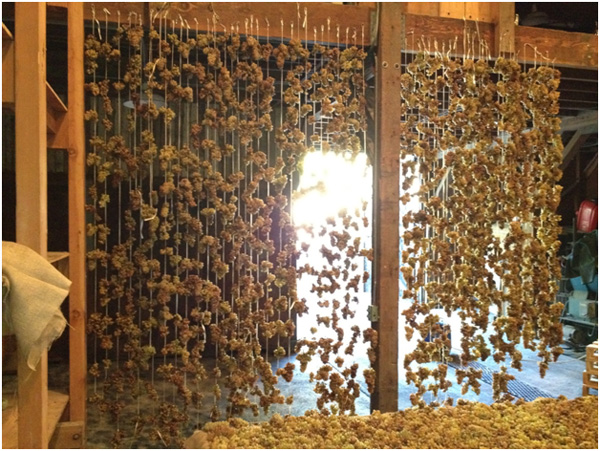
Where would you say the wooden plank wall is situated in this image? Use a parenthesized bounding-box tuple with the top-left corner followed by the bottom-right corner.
(14, 2, 49, 448)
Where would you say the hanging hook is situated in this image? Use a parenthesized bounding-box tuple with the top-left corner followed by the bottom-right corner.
(361, 24, 365, 48)
(303, 7, 307, 30)
(265, 17, 270, 43)
(92, 5, 102, 40)
(103, 8, 111, 44)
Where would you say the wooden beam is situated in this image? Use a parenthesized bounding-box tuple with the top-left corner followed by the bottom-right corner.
(494, 3, 515, 56)
(372, 1, 403, 414)
(561, 130, 591, 170)
(47, 82, 69, 149)
(406, 3, 439, 18)
(584, 152, 598, 179)
(46, 1, 600, 69)
(515, 26, 598, 69)
(404, 13, 495, 57)
(47, 251, 70, 278)
(74, 2, 373, 45)
(15, 5, 48, 447)
(15, 3, 48, 253)
(49, 421, 85, 449)
(2, 390, 70, 449)
(438, 2, 497, 23)
(439, 3, 467, 20)
(67, 2, 88, 433)
(560, 111, 598, 133)
(401, 13, 597, 69)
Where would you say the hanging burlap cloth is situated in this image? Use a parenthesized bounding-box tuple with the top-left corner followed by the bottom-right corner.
(2, 241, 71, 370)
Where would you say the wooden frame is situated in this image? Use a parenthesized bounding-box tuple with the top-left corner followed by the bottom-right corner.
(4, 2, 87, 448)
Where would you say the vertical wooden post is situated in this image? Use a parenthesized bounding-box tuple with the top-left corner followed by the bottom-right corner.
(15, 2, 49, 448)
(494, 3, 515, 56)
(67, 2, 87, 435)
(371, 2, 404, 413)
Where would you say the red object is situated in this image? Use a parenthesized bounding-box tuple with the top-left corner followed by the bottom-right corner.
(577, 200, 598, 233)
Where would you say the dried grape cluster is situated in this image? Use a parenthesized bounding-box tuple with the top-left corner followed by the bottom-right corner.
(398, 50, 564, 405)
(85, 13, 369, 447)
(188, 396, 598, 449)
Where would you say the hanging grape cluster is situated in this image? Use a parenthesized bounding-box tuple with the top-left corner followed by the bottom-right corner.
(398, 48, 564, 406)
(84, 13, 370, 447)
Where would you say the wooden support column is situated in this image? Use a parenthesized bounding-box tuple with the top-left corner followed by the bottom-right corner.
(67, 2, 87, 437)
(494, 3, 515, 56)
(371, 2, 404, 413)
(15, 2, 49, 448)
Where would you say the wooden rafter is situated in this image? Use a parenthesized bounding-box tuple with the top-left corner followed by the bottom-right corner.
(560, 111, 598, 133)
(562, 130, 592, 170)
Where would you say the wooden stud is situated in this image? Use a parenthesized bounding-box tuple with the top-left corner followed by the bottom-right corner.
(494, 3, 515, 56)
(67, 2, 88, 432)
(15, 3, 48, 447)
(15, 3, 48, 254)
(371, 1, 404, 414)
